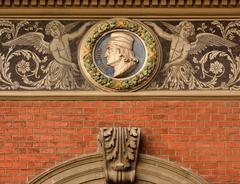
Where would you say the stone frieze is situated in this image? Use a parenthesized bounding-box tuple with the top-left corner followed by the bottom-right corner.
(0, 19, 239, 92)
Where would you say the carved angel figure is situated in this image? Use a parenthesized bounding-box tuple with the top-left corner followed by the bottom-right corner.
(2, 20, 93, 89)
(146, 21, 237, 89)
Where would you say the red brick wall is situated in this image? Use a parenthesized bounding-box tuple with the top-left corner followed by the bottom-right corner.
(0, 101, 239, 184)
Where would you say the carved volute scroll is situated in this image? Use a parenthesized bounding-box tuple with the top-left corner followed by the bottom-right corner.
(98, 127, 140, 184)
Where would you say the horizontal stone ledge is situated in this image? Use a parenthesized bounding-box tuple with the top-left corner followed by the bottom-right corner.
(0, 91, 239, 101)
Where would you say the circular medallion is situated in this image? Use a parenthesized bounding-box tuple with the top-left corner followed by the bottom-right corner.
(79, 18, 162, 92)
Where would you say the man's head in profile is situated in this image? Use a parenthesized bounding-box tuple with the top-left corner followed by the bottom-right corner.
(104, 32, 139, 78)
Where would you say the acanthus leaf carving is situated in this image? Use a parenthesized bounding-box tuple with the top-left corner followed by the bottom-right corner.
(99, 127, 140, 184)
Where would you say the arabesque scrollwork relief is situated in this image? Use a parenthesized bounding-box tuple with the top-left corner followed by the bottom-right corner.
(147, 20, 240, 90)
(0, 18, 239, 92)
(0, 20, 94, 90)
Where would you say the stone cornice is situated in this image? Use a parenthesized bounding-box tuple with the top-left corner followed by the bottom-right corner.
(0, 0, 239, 8)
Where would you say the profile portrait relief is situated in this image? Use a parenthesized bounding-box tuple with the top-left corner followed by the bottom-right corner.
(104, 32, 139, 78)
(80, 18, 159, 91)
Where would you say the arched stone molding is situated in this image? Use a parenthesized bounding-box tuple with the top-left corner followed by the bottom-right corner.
(136, 155, 209, 184)
(28, 153, 104, 184)
(28, 153, 209, 184)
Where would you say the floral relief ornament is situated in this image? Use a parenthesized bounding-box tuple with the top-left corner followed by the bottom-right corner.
(16, 60, 30, 74)
(210, 61, 224, 75)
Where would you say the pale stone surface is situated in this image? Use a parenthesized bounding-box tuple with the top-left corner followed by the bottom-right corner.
(28, 153, 209, 184)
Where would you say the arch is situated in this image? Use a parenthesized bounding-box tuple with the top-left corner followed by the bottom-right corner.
(29, 153, 209, 184)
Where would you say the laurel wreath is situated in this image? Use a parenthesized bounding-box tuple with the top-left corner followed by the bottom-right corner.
(83, 19, 157, 91)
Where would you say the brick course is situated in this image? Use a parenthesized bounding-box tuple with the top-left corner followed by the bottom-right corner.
(0, 101, 239, 184)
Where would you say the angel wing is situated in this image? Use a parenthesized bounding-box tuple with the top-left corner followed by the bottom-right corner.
(161, 22, 178, 34)
(64, 21, 80, 33)
(2, 32, 50, 54)
(189, 33, 238, 55)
